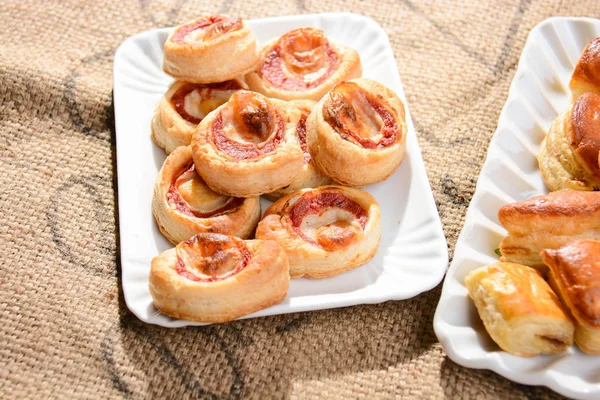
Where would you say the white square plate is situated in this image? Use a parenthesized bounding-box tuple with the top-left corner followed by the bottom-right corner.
(433, 17, 600, 400)
(114, 12, 448, 328)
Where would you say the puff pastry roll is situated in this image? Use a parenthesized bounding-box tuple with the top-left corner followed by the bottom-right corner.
(498, 190, 600, 270)
(465, 262, 574, 357)
(542, 240, 600, 354)
(306, 78, 408, 186)
(191, 90, 304, 197)
(538, 92, 600, 191)
(256, 186, 381, 278)
(152, 146, 260, 244)
(151, 79, 245, 154)
(570, 37, 600, 101)
(163, 15, 259, 83)
(265, 100, 332, 201)
(150, 233, 289, 323)
(245, 27, 362, 101)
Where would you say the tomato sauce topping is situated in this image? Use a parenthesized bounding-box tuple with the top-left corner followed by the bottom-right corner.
(175, 234, 251, 282)
(171, 15, 242, 45)
(170, 81, 242, 124)
(167, 162, 244, 217)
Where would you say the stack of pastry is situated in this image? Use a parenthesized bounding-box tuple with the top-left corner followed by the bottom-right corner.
(147, 15, 409, 322)
(465, 37, 600, 357)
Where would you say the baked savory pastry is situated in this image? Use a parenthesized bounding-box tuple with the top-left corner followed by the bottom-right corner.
(498, 190, 600, 271)
(152, 146, 260, 244)
(306, 78, 408, 186)
(191, 90, 304, 197)
(151, 79, 245, 154)
(265, 100, 332, 201)
(465, 262, 574, 357)
(542, 240, 600, 354)
(149, 233, 289, 323)
(163, 15, 259, 83)
(538, 92, 600, 191)
(245, 27, 362, 101)
(256, 185, 381, 278)
(570, 37, 600, 101)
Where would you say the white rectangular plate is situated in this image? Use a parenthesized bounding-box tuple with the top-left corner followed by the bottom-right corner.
(433, 17, 600, 400)
(114, 12, 448, 328)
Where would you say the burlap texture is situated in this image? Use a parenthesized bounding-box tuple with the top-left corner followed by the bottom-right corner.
(1, 0, 598, 398)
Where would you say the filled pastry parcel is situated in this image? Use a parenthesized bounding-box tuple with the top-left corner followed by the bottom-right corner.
(246, 27, 362, 101)
(570, 37, 600, 100)
(150, 233, 289, 323)
(256, 185, 381, 278)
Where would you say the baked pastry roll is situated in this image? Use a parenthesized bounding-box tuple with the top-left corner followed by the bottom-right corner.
(265, 100, 332, 201)
(306, 78, 408, 187)
(245, 27, 362, 101)
(570, 37, 600, 101)
(542, 240, 600, 354)
(191, 90, 304, 197)
(256, 186, 381, 278)
(163, 15, 259, 83)
(149, 233, 289, 323)
(151, 79, 245, 154)
(538, 92, 600, 191)
(498, 190, 600, 271)
(465, 262, 574, 357)
(152, 146, 260, 244)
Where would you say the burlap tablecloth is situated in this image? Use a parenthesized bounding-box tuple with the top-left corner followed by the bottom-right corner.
(2, 0, 598, 398)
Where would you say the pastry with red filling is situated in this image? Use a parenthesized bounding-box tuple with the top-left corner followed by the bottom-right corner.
(256, 186, 381, 278)
(265, 100, 332, 201)
(150, 233, 289, 323)
(192, 90, 304, 197)
(163, 15, 259, 83)
(152, 79, 245, 153)
(307, 78, 408, 186)
(245, 27, 362, 101)
(152, 146, 260, 244)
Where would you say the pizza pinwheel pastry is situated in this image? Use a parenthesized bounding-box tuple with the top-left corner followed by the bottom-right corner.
(570, 37, 600, 100)
(245, 27, 362, 101)
(163, 15, 259, 83)
(307, 78, 408, 187)
(192, 90, 304, 197)
(265, 100, 332, 201)
(152, 146, 260, 244)
(150, 233, 289, 323)
(151, 79, 245, 153)
(256, 186, 381, 279)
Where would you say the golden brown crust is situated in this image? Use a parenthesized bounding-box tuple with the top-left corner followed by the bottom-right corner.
(306, 78, 407, 187)
(151, 79, 246, 154)
(245, 28, 362, 101)
(264, 100, 332, 201)
(191, 90, 304, 197)
(542, 239, 600, 354)
(152, 146, 261, 244)
(149, 233, 289, 323)
(498, 190, 600, 269)
(570, 37, 600, 100)
(538, 93, 600, 191)
(163, 15, 259, 83)
(465, 262, 574, 357)
(256, 185, 381, 279)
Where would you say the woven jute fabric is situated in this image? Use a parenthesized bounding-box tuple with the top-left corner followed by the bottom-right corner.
(1, 0, 598, 398)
